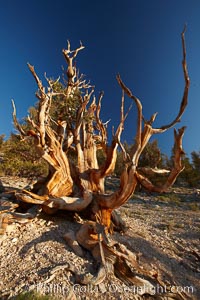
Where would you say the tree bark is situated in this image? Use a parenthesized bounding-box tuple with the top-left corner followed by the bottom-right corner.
(2, 30, 191, 295)
(12, 29, 189, 233)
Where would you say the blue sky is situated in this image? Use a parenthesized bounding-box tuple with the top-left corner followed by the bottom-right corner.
(0, 0, 200, 157)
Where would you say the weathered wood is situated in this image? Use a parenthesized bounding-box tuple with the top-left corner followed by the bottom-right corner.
(8, 29, 190, 293)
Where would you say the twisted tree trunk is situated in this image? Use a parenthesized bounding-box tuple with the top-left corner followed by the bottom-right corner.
(8, 28, 190, 297)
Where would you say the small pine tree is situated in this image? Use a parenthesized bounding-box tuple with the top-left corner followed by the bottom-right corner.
(0, 133, 48, 177)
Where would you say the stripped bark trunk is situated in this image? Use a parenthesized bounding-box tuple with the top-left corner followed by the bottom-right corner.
(8, 29, 190, 294)
(12, 29, 189, 229)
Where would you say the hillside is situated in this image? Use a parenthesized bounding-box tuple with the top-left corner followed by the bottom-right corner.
(0, 176, 199, 300)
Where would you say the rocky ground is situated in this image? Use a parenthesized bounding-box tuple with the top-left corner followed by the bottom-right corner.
(0, 176, 199, 300)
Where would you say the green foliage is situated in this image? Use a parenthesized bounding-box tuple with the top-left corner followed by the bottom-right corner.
(0, 133, 48, 177)
(177, 156, 195, 186)
(50, 81, 81, 125)
(139, 139, 164, 168)
(0, 77, 96, 178)
(114, 150, 124, 177)
(188, 202, 200, 211)
(114, 140, 167, 178)
(114, 141, 129, 177)
(31, 80, 93, 131)
(0, 77, 199, 185)
(0, 134, 5, 148)
(191, 150, 200, 169)
(174, 152, 200, 187)
(50, 81, 94, 133)
(114, 139, 200, 189)
(97, 148, 106, 166)
(156, 193, 181, 204)
(14, 290, 55, 300)
(138, 139, 171, 186)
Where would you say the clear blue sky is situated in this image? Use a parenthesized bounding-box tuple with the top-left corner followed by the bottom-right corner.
(0, 0, 200, 157)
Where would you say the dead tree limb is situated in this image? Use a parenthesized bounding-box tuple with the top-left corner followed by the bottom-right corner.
(7, 29, 190, 296)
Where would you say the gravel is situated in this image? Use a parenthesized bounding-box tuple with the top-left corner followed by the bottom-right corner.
(0, 176, 199, 299)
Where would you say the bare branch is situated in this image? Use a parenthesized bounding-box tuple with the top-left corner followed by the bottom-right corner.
(154, 27, 190, 132)
(138, 167, 170, 176)
(116, 75, 142, 149)
(96, 89, 129, 178)
(27, 64, 53, 146)
(15, 190, 93, 211)
(27, 115, 38, 130)
(10, 30, 190, 247)
(27, 63, 45, 96)
(136, 126, 186, 192)
(62, 41, 85, 81)
(95, 92, 108, 148)
(11, 100, 26, 136)
(44, 73, 60, 87)
(116, 75, 143, 163)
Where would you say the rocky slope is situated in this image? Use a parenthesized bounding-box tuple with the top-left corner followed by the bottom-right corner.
(0, 176, 199, 299)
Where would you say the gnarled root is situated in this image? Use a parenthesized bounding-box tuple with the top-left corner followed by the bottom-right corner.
(15, 189, 93, 211)
(64, 221, 191, 299)
(0, 203, 41, 236)
(64, 221, 157, 294)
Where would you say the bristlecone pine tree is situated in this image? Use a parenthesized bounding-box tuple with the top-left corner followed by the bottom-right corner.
(10, 28, 190, 296)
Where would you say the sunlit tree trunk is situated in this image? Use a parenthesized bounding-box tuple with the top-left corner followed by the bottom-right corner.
(11, 29, 190, 293)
